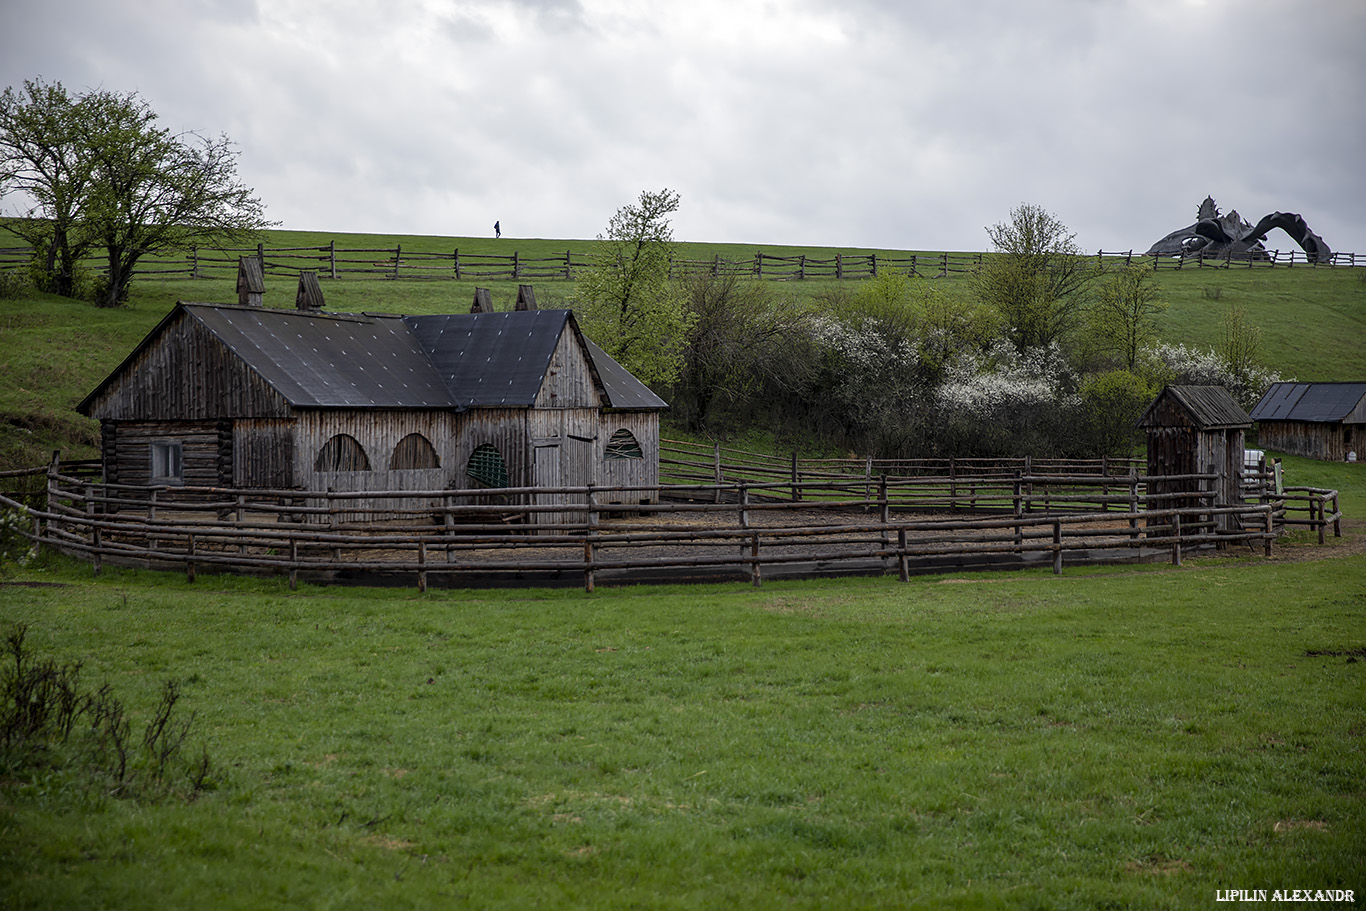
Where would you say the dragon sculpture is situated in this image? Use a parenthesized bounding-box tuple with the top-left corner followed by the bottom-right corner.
(1145, 196, 1331, 262)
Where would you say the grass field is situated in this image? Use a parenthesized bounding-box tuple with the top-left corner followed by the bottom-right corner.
(2, 541, 1363, 910)
(1, 231, 1363, 908)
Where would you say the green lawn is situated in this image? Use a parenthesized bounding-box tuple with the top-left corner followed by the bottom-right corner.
(2, 545, 1364, 910)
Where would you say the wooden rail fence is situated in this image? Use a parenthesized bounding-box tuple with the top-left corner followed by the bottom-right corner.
(2, 243, 1360, 286)
(0, 455, 1326, 591)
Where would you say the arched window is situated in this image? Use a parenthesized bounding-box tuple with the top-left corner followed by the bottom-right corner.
(604, 428, 644, 460)
(315, 434, 371, 471)
(389, 433, 440, 470)
(465, 443, 509, 489)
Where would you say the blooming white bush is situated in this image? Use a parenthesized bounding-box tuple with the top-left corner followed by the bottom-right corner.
(0, 507, 37, 571)
(1144, 343, 1286, 409)
(937, 341, 1078, 415)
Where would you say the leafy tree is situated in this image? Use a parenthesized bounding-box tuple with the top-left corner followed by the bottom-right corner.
(974, 203, 1096, 352)
(1078, 369, 1157, 457)
(672, 272, 810, 433)
(574, 188, 692, 387)
(1085, 264, 1167, 369)
(0, 79, 96, 297)
(0, 78, 272, 307)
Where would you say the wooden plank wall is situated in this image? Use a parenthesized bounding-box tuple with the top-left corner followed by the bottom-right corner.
(84, 312, 290, 421)
(598, 413, 659, 503)
(1257, 422, 1357, 462)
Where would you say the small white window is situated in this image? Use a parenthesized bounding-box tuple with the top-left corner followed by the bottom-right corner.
(150, 442, 184, 483)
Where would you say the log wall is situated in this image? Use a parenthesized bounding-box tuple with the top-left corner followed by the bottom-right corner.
(1257, 421, 1361, 462)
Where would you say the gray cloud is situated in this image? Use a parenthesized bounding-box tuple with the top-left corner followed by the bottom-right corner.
(2, 0, 1362, 254)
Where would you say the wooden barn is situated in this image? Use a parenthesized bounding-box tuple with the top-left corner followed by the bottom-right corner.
(1249, 382, 1366, 462)
(77, 296, 667, 524)
(1136, 385, 1251, 533)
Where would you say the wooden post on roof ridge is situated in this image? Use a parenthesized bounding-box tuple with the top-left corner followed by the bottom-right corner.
(237, 256, 265, 307)
(296, 272, 325, 312)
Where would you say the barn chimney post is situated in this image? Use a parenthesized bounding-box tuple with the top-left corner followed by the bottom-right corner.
(296, 271, 325, 313)
(515, 285, 537, 311)
(236, 256, 265, 307)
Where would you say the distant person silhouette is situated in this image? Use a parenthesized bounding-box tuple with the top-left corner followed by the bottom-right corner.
(494, 220, 501, 239)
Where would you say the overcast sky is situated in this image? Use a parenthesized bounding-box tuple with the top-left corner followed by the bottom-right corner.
(3, 0, 1364, 255)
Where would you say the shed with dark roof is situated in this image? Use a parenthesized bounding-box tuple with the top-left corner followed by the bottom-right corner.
(1249, 382, 1366, 461)
(78, 300, 667, 521)
(1136, 385, 1252, 533)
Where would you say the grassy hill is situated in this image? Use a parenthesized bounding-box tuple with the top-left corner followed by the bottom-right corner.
(1, 229, 1364, 468)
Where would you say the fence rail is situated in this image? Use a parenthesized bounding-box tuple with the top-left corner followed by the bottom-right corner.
(0, 455, 1318, 591)
(2, 242, 1360, 286)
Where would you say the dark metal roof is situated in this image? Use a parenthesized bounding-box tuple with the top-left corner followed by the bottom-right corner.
(583, 336, 669, 410)
(188, 306, 455, 408)
(404, 310, 569, 408)
(1250, 382, 1366, 423)
(1137, 385, 1251, 429)
(84, 303, 667, 413)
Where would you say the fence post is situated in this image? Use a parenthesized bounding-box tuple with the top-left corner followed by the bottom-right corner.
(453, 248, 461, 280)
(878, 474, 890, 557)
(897, 527, 909, 582)
(799, 255, 806, 280)
(750, 532, 761, 587)
(288, 537, 298, 590)
(791, 451, 800, 502)
(186, 533, 196, 584)
(714, 442, 723, 504)
(739, 483, 750, 556)
(1317, 494, 1327, 545)
(330, 240, 337, 279)
(1128, 469, 1139, 542)
(236, 494, 248, 555)
(1264, 506, 1274, 557)
(564, 250, 571, 280)
(393, 244, 402, 279)
(85, 482, 101, 577)
(949, 457, 958, 511)
(1171, 513, 1182, 566)
(1013, 472, 1023, 548)
(836, 253, 843, 280)
(191, 246, 200, 279)
(584, 484, 596, 593)
(148, 488, 160, 553)
(513, 249, 520, 279)
(1052, 520, 1062, 574)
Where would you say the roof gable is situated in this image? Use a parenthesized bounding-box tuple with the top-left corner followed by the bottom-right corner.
(1250, 382, 1366, 423)
(1137, 385, 1250, 430)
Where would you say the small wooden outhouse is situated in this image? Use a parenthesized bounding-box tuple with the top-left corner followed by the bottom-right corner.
(1136, 385, 1251, 533)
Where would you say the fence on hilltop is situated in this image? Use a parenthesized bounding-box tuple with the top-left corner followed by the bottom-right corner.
(1, 241, 1361, 286)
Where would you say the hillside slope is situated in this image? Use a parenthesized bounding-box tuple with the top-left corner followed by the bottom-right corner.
(2, 230, 1363, 469)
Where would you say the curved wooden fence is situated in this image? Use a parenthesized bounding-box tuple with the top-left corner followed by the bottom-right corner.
(0, 454, 1332, 591)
